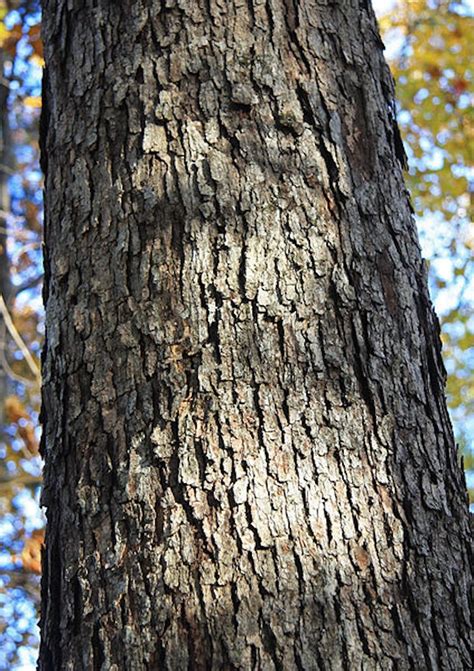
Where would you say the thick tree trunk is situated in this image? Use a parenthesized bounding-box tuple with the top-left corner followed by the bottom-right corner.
(39, 1, 472, 669)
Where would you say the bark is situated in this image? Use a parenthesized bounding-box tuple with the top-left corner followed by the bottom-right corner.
(39, 1, 472, 669)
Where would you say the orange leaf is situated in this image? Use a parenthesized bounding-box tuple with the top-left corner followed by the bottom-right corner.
(18, 423, 39, 455)
(27, 23, 43, 59)
(16, 249, 33, 271)
(4, 395, 29, 422)
(24, 200, 41, 230)
(452, 78, 468, 95)
(20, 529, 44, 574)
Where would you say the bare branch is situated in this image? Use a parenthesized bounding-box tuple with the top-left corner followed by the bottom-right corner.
(13, 274, 42, 297)
(0, 293, 41, 383)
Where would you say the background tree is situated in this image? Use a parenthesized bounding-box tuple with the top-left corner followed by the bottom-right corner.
(38, 1, 471, 669)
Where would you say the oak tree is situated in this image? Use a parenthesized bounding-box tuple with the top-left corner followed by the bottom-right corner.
(39, 1, 472, 668)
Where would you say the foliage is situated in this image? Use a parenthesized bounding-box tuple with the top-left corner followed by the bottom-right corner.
(378, 0, 473, 222)
(0, 0, 43, 667)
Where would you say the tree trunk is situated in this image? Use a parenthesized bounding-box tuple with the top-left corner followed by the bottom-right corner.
(39, 1, 472, 669)
(0, 50, 12, 425)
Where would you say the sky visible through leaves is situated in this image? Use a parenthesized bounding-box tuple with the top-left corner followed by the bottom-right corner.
(0, 0, 472, 667)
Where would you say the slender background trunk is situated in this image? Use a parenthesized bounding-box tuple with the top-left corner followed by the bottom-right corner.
(39, 1, 472, 669)
(0, 50, 12, 425)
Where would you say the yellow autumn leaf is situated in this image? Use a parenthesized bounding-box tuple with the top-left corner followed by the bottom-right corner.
(0, 21, 22, 55)
(24, 96, 42, 108)
(4, 395, 29, 422)
(30, 53, 45, 67)
(0, 22, 8, 42)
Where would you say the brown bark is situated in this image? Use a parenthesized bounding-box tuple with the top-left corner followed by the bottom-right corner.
(39, 1, 472, 669)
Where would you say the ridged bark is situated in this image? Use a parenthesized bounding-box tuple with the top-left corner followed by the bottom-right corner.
(39, 1, 472, 669)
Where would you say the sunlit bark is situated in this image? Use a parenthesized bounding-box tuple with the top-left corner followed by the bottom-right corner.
(39, 1, 472, 669)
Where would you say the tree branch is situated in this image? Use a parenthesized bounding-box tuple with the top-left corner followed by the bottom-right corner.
(13, 274, 42, 297)
(0, 293, 41, 383)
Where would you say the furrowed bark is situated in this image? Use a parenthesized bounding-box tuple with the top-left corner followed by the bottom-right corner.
(39, 1, 472, 669)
